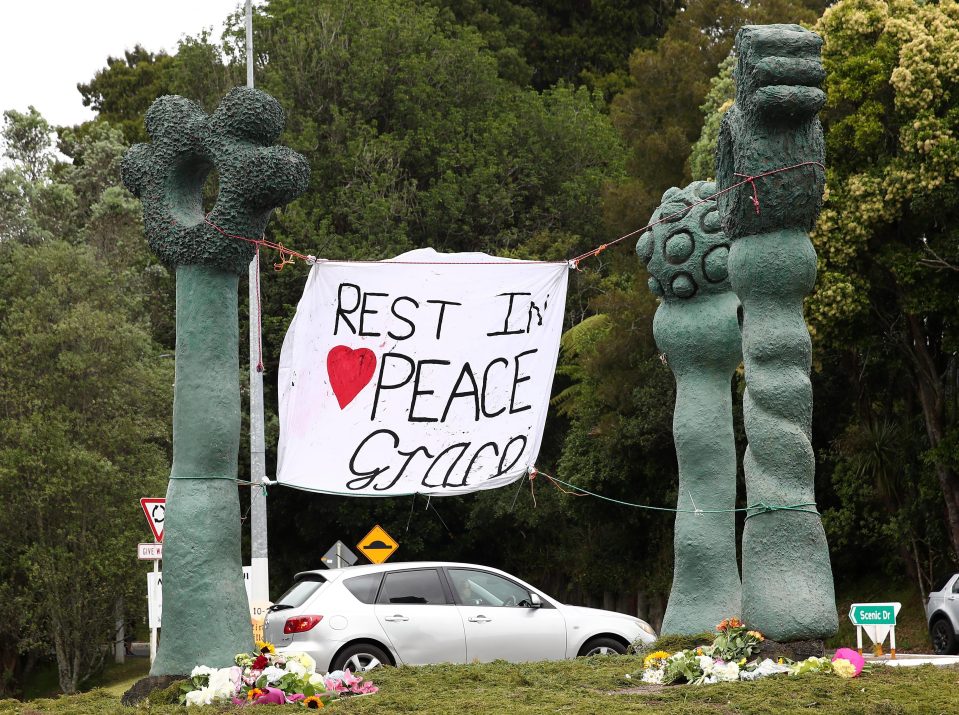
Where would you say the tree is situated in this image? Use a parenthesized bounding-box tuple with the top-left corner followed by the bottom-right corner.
(431, 0, 682, 92)
(809, 0, 959, 561)
(2, 108, 54, 182)
(0, 111, 172, 695)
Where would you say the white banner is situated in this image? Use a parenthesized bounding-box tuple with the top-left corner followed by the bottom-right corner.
(277, 249, 569, 496)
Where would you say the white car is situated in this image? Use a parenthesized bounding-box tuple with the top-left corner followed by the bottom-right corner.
(262, 561, 657, 672)
(926, 572, 959, 654)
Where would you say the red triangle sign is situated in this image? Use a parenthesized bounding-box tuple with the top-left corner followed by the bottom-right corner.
(140, 498, 165, 542)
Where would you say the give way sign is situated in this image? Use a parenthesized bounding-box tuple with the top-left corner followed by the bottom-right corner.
(140, 498, 165, 542)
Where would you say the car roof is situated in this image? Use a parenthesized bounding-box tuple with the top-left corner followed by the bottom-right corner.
(293, 561, 509, 581)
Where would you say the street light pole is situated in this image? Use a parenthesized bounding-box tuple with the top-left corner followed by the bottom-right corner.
(246, 0, 270, 611)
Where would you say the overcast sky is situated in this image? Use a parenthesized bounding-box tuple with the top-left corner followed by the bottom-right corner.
(0, 1, 249, 128)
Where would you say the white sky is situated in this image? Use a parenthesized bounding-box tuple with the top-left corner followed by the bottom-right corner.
(0, 1, 248, 128)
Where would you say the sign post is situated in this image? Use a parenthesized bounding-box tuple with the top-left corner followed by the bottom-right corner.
(140, 497, 165, 663)
(357, 525, 399, 565)
(849, 602, 901, 659)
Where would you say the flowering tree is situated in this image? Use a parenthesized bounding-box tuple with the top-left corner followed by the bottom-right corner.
(811, 0, 959, 560)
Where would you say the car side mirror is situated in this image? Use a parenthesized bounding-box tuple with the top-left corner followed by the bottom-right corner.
(528, 593, 542, 608)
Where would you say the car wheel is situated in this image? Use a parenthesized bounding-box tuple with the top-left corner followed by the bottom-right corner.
(579, 637, 627, 657)
(331, 642, 391, 673)
(931, 618, 958, 655)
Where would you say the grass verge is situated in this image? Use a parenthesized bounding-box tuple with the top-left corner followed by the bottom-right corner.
(3, 654, 957, 714)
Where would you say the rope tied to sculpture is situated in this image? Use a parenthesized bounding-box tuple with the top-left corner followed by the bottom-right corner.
(194, 160, 826, 517)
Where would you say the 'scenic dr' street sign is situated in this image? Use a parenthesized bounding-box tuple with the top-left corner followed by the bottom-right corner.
(140, 498, 165, 542)
(357, 524, 399, 564)
(849, 602, 901, 659)
(849, 603, 898, 626)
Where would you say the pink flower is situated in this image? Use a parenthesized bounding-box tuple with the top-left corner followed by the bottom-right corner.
(832, 648, 865, 676)
(341, 669, 363, 687)
(355, 681, 378, 694)
(253, 686, 288, 704)
(324, 677, 347, 694)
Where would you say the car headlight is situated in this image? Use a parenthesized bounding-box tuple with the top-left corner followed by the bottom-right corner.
(636, 620, 656, 637)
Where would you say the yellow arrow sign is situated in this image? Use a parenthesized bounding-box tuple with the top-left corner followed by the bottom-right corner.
(357, 524, 399, 564)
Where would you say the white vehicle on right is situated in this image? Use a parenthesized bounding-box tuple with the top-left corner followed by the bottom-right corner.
(926, 572, 959, 654)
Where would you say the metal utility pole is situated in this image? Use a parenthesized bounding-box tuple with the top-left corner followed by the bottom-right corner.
(246, 0, 270, 611)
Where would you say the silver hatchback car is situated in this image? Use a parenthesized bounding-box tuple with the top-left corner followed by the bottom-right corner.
(926, 572, 959, 654)
(262, 561, 657, 672)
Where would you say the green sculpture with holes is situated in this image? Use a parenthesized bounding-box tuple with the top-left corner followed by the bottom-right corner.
(637, 182, 742, 634)
(122, 87, 309, 674)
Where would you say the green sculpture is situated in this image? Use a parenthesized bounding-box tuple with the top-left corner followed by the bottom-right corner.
(716, 24, 838, 640)
(638, 181, 742, 635)
(122, 88, 309, 674)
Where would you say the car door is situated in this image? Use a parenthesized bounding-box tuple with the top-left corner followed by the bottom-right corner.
(373, 568, 467, 665)
(447, 568, 566, 663)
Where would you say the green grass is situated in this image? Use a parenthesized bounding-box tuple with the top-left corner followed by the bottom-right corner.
(4, 655, 958, 714)
(20, 658, 150, 702)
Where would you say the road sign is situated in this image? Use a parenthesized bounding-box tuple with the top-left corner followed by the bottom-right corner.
(849, 603, 899, 626)
(322, 541, 359, 569)
(357, 524, 399, 564)
(140, 498, 165, 542)
(138, 543, 163, 560)
(849, 602, 901, 659)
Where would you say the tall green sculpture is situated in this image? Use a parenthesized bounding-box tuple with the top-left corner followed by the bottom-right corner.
(638, 182, 742, 634)
(122, 88, 309, 674)
(716, 24, 837, 640)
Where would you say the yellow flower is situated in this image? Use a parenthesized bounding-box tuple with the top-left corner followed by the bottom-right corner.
(247, 688, 265, 701)
(832, 658, 856, 678)
(642, 650, 672, 669)
(256, 640, 276, 655)
(746, 630, 765, 641)
(302, 695, 325, 709)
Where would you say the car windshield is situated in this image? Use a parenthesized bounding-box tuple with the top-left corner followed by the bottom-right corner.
(273, 575, 327, 609)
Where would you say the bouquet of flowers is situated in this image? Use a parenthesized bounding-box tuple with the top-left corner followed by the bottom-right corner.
(180, 641, 378, 707)
(634, 619, 867, 686)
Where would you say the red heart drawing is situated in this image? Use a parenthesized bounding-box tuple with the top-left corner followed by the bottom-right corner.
(327, 346, 377, 409)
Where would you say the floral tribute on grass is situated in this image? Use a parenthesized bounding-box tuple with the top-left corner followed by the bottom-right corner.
(179, 641, 378, 706)
(634, 619, 866, 686)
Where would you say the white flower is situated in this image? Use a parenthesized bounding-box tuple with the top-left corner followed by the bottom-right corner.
(285, 652, 317, 674)
(190, 665, 216, 679)
(208, 667, 240, 698)
(740, 658, 790, 681)
(712, 661, 740, 682)
(284, 658, 307, 677)
(185, 686, 215, 705)
(640, 668, 664, 684)
(697, 655, 715, 671)
(308, 672, 326, 687)
(261, 665, 287, 683)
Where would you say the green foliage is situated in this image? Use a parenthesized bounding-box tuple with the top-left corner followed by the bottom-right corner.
(0, 112, 172, 696)
(808, 0, 959, 565)
(431, 1, 681, 93)
(688, 55, 735, 181)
